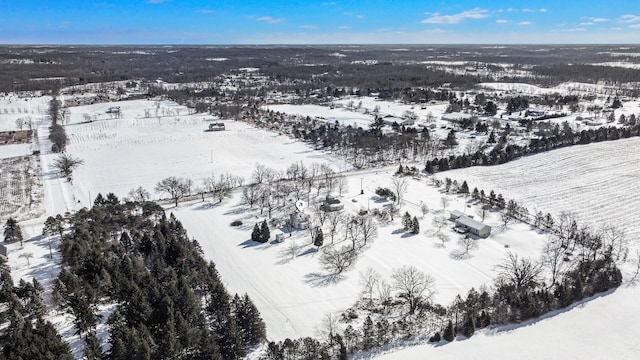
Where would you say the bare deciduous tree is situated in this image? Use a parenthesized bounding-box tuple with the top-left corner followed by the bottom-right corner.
(241, 184, 260, 208)
(432, 215, 447, 234)
(495, 252, 543, 292)
(436, 232, 450, 247)
(325, 211, 342, 244)
(420, 202, 429, 218)
(392, 265, 436, 314)
(320, 245, 358, 274)
(128, 186, 150, 203)
(440, 197, 450, 212)
(19, 252, 33, 267)
(541, 235, 568, 289)
(336, 175, 348, 196)
(391, 177, 409, 206)
(155, 176, 191, 207)
(359, 267, 381, 305)
(456, 236, 478, 257)
(52, 153, 84, 181)
(358, 214, 378, 246)
(376, 279, 393, 313)
(316, 313, 340, 347)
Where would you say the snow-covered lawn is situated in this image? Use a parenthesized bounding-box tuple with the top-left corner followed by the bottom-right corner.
(172, 169, 548, 341)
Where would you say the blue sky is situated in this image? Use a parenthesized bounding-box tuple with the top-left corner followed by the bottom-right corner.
(1, 1, 639, 44)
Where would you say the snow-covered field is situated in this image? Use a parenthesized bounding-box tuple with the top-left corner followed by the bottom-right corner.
(441, 137, 640, 248)
(63, 99, 349, 203)
(0, 93, 49, 132)
(372, 286, 640, 360)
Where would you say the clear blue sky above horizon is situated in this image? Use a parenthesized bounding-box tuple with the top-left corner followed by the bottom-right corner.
(1, 1, 639, 44)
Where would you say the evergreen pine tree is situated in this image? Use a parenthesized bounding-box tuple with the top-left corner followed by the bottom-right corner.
(443, 320, 455, 342)
(334, 334, 348, 360)
(251, 224, 261, 242)
(411, 216, 420, 234)
(3, 217, 24, 246)
(259, 220, 270, 243)
(362, 316, 375, 350)
(314, 228, 324, 247)
(402, 212, 412, 230)
(460, 181, 469, 194)
(462, 315, 475, 338)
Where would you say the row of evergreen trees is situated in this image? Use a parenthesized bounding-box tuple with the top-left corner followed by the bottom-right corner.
(426, 122, 640, 173)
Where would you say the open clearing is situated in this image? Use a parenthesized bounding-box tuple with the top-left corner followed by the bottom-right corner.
(63, 99, 349, 203)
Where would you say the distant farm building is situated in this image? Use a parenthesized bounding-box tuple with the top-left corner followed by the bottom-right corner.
(382, 115, 415, 127)
(0, 130, 33, 144)
(442, 112, 474, 123)
(454, 214, 491, 238)
(106, 106, 121, 117)
(207, 122, 225, 131)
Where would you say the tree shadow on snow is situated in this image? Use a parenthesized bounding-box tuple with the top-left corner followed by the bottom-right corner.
(298, 247, 318, 257)
(192, 202, 222, 211)
(449, 249, 471, 260)
(400, 232, 417, 238)
(304, 272, 344, 287)
(238, 239, 267, 248)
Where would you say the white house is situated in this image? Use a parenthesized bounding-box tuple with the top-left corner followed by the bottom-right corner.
(455, 215, 491, 238)
(290, 210, 310, 230)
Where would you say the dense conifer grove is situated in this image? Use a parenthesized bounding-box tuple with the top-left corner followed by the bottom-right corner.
(1, 197, 266, 359)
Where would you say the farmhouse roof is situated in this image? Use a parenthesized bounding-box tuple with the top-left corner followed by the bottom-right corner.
(456, 215, 490, 232)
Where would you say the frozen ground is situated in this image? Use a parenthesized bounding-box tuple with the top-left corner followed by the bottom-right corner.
(173, 168, 548, 341)
(4, 92, 640, 359)
(0, 93, 49, 132)
(62, 99, 349, 203)
(371, 286, 640, 360)
(441, 137, 640, 248)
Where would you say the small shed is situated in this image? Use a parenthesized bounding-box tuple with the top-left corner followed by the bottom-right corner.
(273, 229, 286, 243)
(455, 215, 491, 238)
(0, 243, 7, 257)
